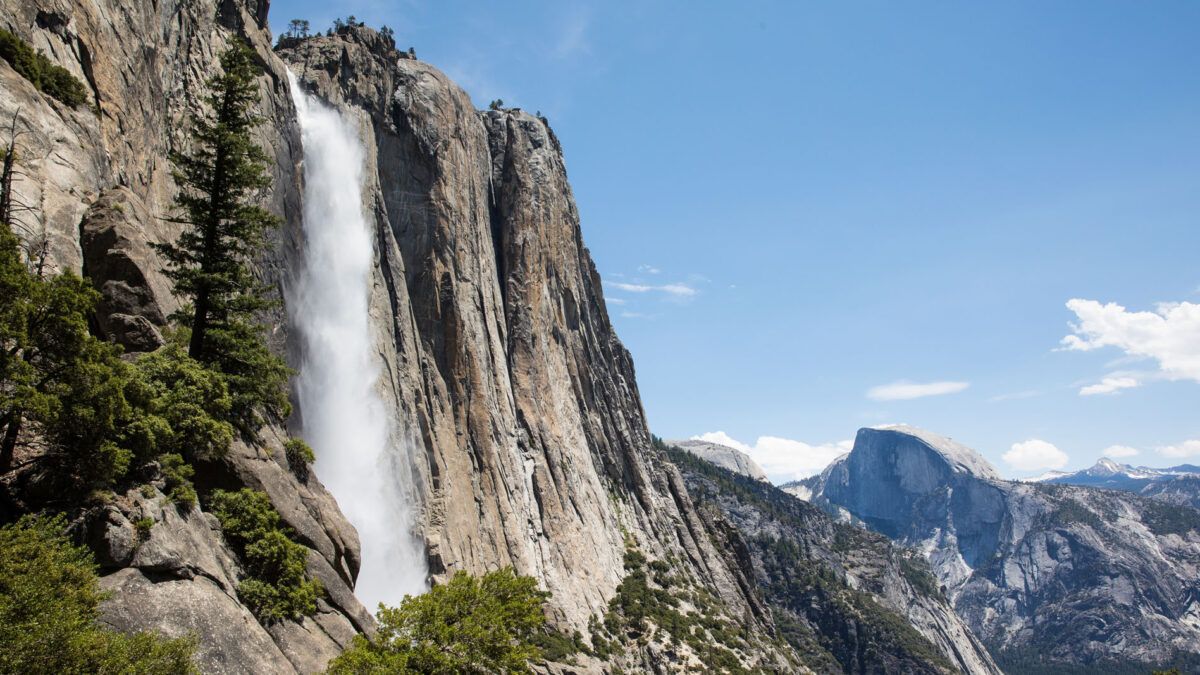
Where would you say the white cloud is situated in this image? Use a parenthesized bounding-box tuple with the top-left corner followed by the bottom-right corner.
(1062, 299, 1200, 394)
(609, 281, 697, 298)
(1102, 445, 1140, 458)
(605, 297, 626, 306)
(692, 431, 852, 483)
(989, 390, 1041, 402)
(637, 264, 661, 275)
(1159, 440, 1200, 459)
(1003, 439, 1069, 471)
(867, 380, 969, 401)
(1079, 376, 1140, 396)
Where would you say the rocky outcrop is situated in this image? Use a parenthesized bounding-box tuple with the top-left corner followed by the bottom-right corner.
(808, 425, 1200, 670)
(277, 27, 801, 669)
(79, 187, 173, 351)
(0, 1, 801, 669)
(0, 1, 369, 671)
(671, 438, 770, 482)
(668, 443, 1001, 675)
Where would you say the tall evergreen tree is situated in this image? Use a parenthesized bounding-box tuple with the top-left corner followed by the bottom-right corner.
(156, 41, 289, 431)
(0, 217, 134, 489)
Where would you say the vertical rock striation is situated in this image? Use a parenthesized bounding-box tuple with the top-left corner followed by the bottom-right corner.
(278, 30, 796, 670)
(808, 425, 1200, 669)
(0, 1, 369, 672)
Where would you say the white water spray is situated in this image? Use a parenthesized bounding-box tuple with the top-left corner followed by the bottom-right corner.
(287, 71, 426, 608)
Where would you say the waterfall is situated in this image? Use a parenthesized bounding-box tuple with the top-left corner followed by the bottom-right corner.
(286, 71, 427, 608)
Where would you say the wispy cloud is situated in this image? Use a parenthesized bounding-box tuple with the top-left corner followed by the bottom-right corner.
(1079, 376, 1139, 396)
(1159, 439, 1200, 459)
(637, 264, 661, 275)
(609, 281, 697, 298)
(692, 431, 852, 483)
(606, 297, 626, 306)
(1062, 299, 1200, 395)
(1003, 439, 1069, 471)
(989, 390, 1041, 402)
(867, 380, 969, 401)
(1102, 444, 1140, 458)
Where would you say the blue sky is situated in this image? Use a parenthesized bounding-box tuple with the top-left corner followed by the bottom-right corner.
(269, 1, 1200, 481)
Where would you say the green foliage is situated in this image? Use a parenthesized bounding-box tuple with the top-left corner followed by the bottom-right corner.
(1139, 499, 1200, 536)
(327, 568, 550, 674)
(992, 646, 1200, 675)
(0, 29, 89, 108)
(125, 345, 235, 463)
(1049, 499, 1102, 529)
(898, 551, 943, 599)
(590, 544, 752, 673)
(0, 220, 138, 492)
(0, 218, 232, 501)
(0, 515, 197, 673)
(134, 517, 155, 542)
(155, 41, 289, 434)
(284, 437, 314, 480)
(489, 99, 505, 110)
(158, 453, 197, 508)
(210, 488, 322, 623)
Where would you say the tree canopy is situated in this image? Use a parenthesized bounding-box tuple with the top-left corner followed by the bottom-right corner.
(156, 40, 289, 433)
(0, 514, 197, 673)
(327, 568, 551, 674)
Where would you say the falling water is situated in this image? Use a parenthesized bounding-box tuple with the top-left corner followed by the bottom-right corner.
(286, 71, 426, 608)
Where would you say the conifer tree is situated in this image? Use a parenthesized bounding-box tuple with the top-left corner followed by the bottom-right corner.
(156, 41, 289, 431)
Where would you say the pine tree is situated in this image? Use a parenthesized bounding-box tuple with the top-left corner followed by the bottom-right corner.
(156, 41, 289, 432)
(0, 217, 135, 489)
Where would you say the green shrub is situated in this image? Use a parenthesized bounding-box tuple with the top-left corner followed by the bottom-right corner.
(0, 515, 196, 672)
(124, 345, 235, 462)
(210, 488, 322, 623)
(0, 29, 89, 108)
(134, 517, 155, 542)
(284, 438, 315, 480)
(327, 568, 549, 674)
(158, 453, 197, 508)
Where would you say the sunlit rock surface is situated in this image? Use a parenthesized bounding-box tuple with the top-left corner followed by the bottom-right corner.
(808, 425, 1200, 668)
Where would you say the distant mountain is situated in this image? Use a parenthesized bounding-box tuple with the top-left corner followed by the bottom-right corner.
(669, 439, 770, 482)
(1031, 458, 1200, 509)
(665, 442, 1000, 674)
(804, 425, 1200, 672)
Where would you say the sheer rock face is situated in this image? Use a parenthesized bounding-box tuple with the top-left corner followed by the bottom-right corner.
(671, 447, 1001, 674)
(277, 31, 795, 666)
(809, 426, 1200, 667)
(0, 0, 796, 667)
(0, 1, 368, 671)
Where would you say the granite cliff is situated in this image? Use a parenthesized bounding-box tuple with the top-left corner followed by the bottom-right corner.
(666, 442, 1001, 675)
(0, 2, 800, 670)
(805, 425, 1200, 671)
(0, 1, 371, 672)
(7, 1, 1173, 672)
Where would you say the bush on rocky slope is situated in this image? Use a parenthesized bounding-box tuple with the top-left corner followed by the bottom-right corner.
(0, 515, 196, 672)
(328, 568, 550, 674)
(0, 29, 89, 108)
(209, 488, 322, 623)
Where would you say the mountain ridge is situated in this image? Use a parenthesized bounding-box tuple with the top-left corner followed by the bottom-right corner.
(805, 425, 1200, 670)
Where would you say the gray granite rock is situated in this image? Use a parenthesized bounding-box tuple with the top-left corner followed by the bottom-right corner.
(808, 425, 1200, 667)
